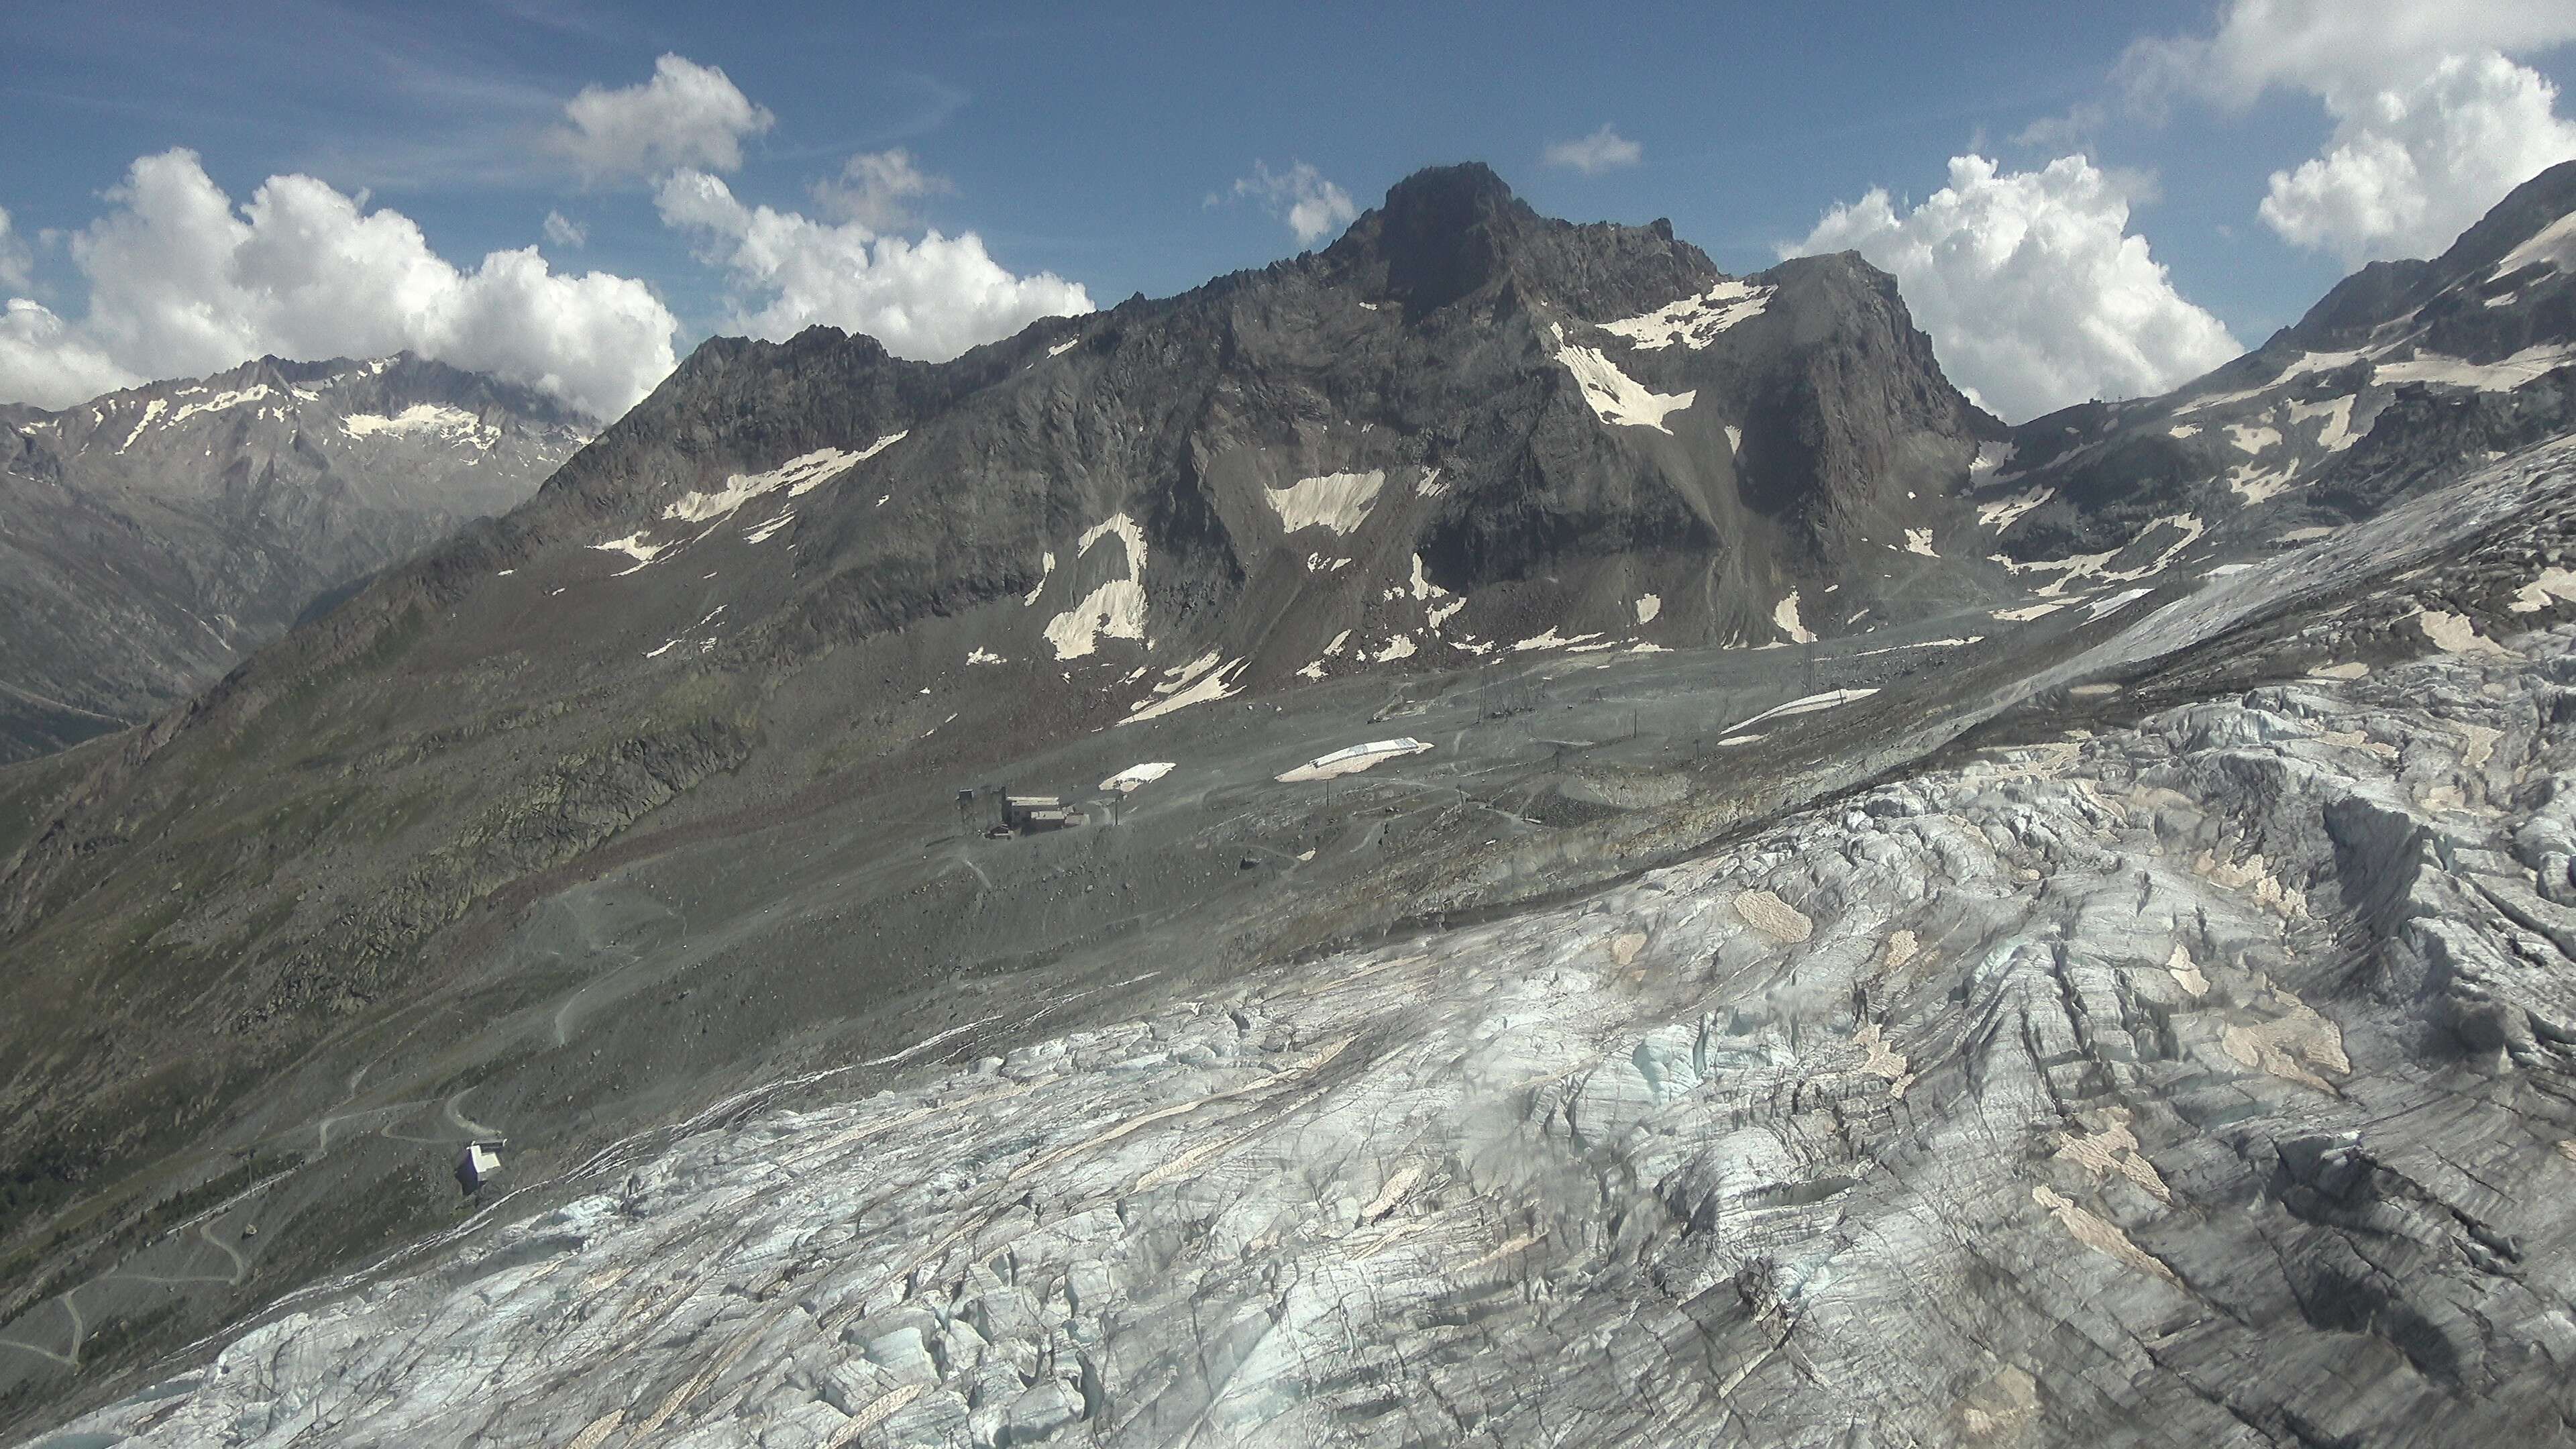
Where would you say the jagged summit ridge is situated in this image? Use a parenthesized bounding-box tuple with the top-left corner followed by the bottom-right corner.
(1321, 162, 1719, 325)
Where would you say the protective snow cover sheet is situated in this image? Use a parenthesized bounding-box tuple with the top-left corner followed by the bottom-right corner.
(1097, 763, 1176, 794)
(45, 626, 2576, 1448)
(1274, 739, 1432, 782)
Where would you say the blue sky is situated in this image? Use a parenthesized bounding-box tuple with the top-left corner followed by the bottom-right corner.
(4, 1, 2573, 421)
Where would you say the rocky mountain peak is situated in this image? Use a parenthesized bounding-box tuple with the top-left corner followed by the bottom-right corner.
(1318, 162, 1533, 318)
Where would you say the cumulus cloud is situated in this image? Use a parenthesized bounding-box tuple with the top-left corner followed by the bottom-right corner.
(0, 299, 131, 407)
(2114, 1, 2576, 264)
(654, 168, 1091, 361)
(1542, 125, 1644, 175)
(810, 150, 955, 231)
(2118, 0, 2576, 108)
(0, 149, 676, 418)
(541, 209, 588, 248)
(547, 54, 775, 185)
(1793, 154, 2241, 423)
(1224, 161, 1358, 247)
(2257, 55, 2576, 264)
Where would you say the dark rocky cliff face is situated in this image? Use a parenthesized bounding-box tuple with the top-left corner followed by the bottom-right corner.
(0, 354, 590, 760)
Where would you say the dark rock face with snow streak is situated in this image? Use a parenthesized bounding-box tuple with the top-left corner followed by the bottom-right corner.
(7, 164, 2576, 1445)
(0, 354, 588, 760)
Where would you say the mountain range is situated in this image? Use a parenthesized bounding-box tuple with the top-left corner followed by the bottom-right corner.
(5, 162, 2576, 1446)
(0, 354, 590, 761)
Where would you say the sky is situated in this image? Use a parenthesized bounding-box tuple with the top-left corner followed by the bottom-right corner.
(3, 0, 2573, 423)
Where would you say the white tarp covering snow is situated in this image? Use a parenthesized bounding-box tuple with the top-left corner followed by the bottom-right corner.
(1723, 688, 1879, 735)
(1099, 762, 1176, 793)
(1277, 739, 1432, 782)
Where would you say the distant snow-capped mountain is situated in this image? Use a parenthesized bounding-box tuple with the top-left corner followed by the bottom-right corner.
(0, 353, 592, 760)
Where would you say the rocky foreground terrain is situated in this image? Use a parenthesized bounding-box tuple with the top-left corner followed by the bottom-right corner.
(8, 164, 2576, 1444)
(0, 354, 590, 760)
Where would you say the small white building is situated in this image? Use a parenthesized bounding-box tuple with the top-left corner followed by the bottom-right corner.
(455, 1141, 503, 1194)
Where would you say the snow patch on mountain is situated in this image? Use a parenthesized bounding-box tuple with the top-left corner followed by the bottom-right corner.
(115, 398, 167, 453)
(1597, 278, 1772, 350)
(1046, 515, 1150, 660)
(2288, 394, 2358, 451)
(593, 533, 665, 576)
(2493, 211, 2576, 279)
(1122, 657, 1242, 724)
(1554, 335, 1695, 433)
(665, 436, 904, 525)
(1773, 591, 1814, 644)
(168, 385, 274, 427)
(2376, 344, 2576, 391)
(341, 402, 490, 444)
(1266, 470, 1383, 535)
(1978, 488, 2052, 535)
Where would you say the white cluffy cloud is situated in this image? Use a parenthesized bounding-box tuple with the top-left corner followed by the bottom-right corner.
(811, 150, 955, 231)
(1226, 161, 1358, 247)
(2118, 1, 2576, 264)
(655, 168, 1092, 362)
(2259, 54, 2576, 264)
(0, 150, 678, 417)
(2119, 0, 2576, 106)
(1794, 154, 2241, 423)
(1542, 125, 1644, 175)
(547, 54, 775, 185)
